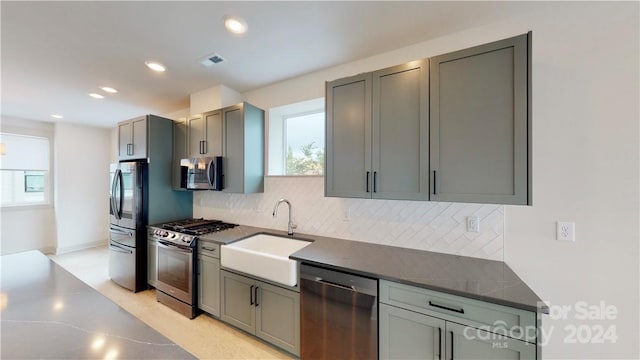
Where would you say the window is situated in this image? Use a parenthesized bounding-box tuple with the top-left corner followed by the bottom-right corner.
(268, 98, 325, 176)
(0, 133, 51, 207)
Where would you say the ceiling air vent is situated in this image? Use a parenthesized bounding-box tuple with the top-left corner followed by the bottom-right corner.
(200, 53, 225, 67)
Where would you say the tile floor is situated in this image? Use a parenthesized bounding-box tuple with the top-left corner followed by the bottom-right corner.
(49, 246, 294, 360)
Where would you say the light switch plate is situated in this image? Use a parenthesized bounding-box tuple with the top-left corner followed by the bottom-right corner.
(557, 222, 575, 242)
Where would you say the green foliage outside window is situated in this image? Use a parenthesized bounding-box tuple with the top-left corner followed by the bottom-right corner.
(285, 142, 324, 175)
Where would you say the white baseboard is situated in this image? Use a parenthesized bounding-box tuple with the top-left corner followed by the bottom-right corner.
(55, 240, 108, 255)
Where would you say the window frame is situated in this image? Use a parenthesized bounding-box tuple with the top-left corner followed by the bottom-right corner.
(282, 108, 325, 176)
(266, 98, 325, 177)
(0, 126, 54, 210)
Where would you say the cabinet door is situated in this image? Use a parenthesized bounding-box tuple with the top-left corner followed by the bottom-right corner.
(198, 255, 220, 317)
(131, 116, 147, 159)
(118, 121, 132, 159)
(220, 270, 255, 334)
(255, 281, 300, 356)
(172, 118, 188, 189)
(446, 322, 535, 360)
(147, 239, 157, 287)
(430, 33, 530, 205)
(372, 60, 429, 200)
(223, 105, 244, 193)
(325, 73, 372, 198)
(380, 303, 445, 360)
(187, 114, 204, 158)
(203, 110, 222, 156)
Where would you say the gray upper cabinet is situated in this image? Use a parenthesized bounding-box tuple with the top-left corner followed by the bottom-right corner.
(118, 116, 148, 160)
(172, 118, 188, 190)
(325, 73, 372, 198)
(372, 60, 429, 200)
(430, 33, 531, 205)
(187, 111, 223, 158)
(223, 102, 264, 194)
(325, 60, 429, 200)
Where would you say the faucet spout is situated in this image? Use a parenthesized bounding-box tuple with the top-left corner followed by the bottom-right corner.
(272, 199, 297, 235)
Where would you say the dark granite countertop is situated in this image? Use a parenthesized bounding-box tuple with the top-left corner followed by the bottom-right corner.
(0, 251, 195, 359)
(200, 225, 548, 314)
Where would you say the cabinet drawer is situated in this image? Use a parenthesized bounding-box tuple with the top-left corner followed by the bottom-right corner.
(380, 280, 536, 343)
(198, 242, 220, 259)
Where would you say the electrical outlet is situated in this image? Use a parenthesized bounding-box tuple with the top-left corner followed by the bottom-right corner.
(557, 222, 575, 242)
(466, 216, 480, 233)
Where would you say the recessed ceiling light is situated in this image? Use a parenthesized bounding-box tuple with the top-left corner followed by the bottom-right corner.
(224, 16, 247, 34)
(51, 114, 63, 119)
(100, 86, 118, 93)
(145, 61, 166, 72)
(89, 93, 104, 99)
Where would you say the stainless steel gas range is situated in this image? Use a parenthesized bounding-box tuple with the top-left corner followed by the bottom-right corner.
(149, 218, 237, 319)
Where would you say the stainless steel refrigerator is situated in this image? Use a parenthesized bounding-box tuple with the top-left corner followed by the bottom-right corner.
(108, 115, 193, 292)
(109, 161, 146, 292)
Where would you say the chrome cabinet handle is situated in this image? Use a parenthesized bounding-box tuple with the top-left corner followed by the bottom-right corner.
(250, 285, 254, 305)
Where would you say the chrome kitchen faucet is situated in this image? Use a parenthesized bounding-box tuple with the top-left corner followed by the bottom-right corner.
(272, 199, 297, 235)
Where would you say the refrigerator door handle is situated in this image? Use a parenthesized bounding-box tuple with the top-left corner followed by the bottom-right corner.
(116, 169, 124, 219)
(109, 227, 133, 237)
(109, 242, 133, 254)
(112, 169, 122, 220)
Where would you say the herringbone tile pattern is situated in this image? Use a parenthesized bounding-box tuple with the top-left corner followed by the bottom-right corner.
(194, 177, 504, 261)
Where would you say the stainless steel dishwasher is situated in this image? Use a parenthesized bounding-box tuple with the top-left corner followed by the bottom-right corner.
(300, 264, 378, 360)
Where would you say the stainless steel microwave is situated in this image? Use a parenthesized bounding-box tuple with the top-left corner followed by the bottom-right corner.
(180, 157, 223, 190)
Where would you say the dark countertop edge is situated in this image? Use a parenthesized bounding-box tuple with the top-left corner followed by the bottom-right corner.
(291, 256, 548, 314)
(195, 225, 549, 314)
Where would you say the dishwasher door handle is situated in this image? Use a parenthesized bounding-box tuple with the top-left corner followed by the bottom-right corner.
(316, 278, 356, 292)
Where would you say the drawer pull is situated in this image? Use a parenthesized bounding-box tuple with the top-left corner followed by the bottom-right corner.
(429, 301, 465, 314)
(202, 247, 216, 252)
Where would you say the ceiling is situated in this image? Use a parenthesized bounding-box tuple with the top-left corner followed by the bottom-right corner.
(1, 1, 538, 128)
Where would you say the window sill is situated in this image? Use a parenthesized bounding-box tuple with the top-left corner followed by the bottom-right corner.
(1, 203, 54, 212)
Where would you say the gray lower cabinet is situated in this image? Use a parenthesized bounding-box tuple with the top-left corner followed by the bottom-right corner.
(325, 60, 429, 200)
(429, 32, 531, 205)
(447, 322, 535, 360)
(220, 270, 300, 356)
(379, 280, 537, 360)
(380, 303, 445, 360)
(222, 102, 264, 194)
(198, 242, 220, 317)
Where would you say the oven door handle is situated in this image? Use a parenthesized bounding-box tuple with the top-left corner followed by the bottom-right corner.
(157, 241, 193, 254)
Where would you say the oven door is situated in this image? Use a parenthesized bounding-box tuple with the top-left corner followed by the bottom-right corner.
(156, 241, 194, 304)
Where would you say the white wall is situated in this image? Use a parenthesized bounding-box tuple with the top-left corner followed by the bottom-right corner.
(0, 117, 56, 255)
(54, 122, 111, 253)
(198, 2, 639, 358)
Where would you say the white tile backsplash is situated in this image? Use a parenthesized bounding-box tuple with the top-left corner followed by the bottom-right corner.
(194, 176, 504, 261)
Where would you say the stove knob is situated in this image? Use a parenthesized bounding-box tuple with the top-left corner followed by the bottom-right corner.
(162, 231, 169, 237)
(170, 233, 178, 239)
